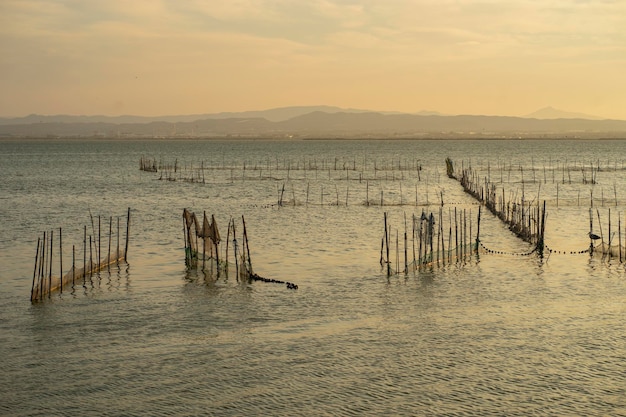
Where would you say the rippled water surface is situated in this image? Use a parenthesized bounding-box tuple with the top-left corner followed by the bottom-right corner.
(1, 139, 625, 416)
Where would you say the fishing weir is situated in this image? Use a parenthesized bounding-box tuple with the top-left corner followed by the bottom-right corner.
(31, 208, 131, 302)
(446, 157, 626, 262)
(447, 157, 547, 256)
(381, 207, 481, 276)
(183, 209, 297, 289)
(141, 156, 447, 208)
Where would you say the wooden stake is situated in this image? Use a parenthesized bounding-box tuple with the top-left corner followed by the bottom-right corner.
(40, 232, 46, 301)
(404, 213, 408, 273)
(98, 216, 101, 267)
(242, 215, 253, 275)
(124, 207, 130, 261)
(108, 217, 112, 271)
(89, 235, 93, 277)
(396, 230, 399, 273)
(48, 229, 53, 298)
(476, 205, 482, 250)
(117, 216, 120, 266)
(455, 207, 459, 261)
(597, 209, 605, 246)
(384, 212, 390, 275)
(589, 208, 594, 255)
(183, 214, 188, 266)
(31, 237, 41, 302)
(83, 226, 87, 285)
(202, 211, 206, 271)
(225, 218, 232, 269)
(59, 227, 63, 294)
(72, 245, 75, 288)
(609, 208, 612, 257)
(214, 215, 221, 271)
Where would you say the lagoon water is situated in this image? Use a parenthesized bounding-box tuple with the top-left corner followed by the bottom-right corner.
(0, 138, 625, 416)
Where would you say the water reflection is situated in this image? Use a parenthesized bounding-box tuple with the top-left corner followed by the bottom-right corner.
(2, 139, 626, 415)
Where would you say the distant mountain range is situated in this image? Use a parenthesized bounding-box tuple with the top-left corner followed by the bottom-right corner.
(524, 106, 603, 120)
(1, 106, 624, 139)
(0, 106, 441, 125)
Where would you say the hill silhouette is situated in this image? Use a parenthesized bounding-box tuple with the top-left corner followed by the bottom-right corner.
(1, 107, 625, 139)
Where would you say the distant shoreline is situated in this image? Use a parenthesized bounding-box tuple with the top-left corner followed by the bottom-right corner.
(2, 135, 626, 142)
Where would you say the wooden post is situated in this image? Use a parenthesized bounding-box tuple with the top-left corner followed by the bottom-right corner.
(242, 216, 253, 275)
(89, 235, 93, 277)
(124, 207, 131, 262)
(539, 200, 546, 257)
(225, 218, 231, 269)
(454, 207, 459, 261)
(476, 205, 482, 251)
(202, 212, 207, 271)
(83, 226, 87, 285)
(108, 217, 112, 271)
(448, 210, 452, 263)
(232, 222, 239, 281)
(72, 245, 75, 288)
(441, 210, 446, 265)
(183, 214, 189, 266)
(596, 209, 605, 248)
(396, 230, 399, 273)
(436, 210, 440, 265)
(213, 214, 220, 270)
(463, 209, 467, 260)
(59, 227, 63, 294)
(117, 216, 120, 265)
(412, 214, 416, 266)
(426, 214, 432, 263)
(384, 212, 390, 275)
(404, 214, 408, 273)
(48, 230, 53, 298)
(39, 232, 47, 301)
(609, 208, 612, 257)
(31, 237, 41, 302)
(306, 182, 310, 207)
(469, 209, 473, 257)
(589, 208, 594, 255)
(619, 215, 622, 263)
(98, 216, 101, 268)
(417, 214, 423, 267)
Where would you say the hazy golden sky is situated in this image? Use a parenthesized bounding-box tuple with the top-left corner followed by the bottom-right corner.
(1, 0, 625, 118)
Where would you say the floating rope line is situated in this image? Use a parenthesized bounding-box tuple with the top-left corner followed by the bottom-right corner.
(478, 241, 537, 256)
(544, 245, 591, 255)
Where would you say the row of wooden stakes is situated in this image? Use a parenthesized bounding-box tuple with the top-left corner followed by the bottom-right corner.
(31, 209, 131, 302)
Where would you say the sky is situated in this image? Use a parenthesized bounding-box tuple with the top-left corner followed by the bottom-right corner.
(1, 0, 625, 119)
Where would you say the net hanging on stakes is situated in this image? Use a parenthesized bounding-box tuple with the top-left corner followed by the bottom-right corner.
(182, 208, 298, 289)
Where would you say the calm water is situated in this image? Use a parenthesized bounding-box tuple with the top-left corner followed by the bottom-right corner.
(1, 139, 625, 416)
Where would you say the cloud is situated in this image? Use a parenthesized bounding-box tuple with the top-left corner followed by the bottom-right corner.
(0, 0, 625, 117)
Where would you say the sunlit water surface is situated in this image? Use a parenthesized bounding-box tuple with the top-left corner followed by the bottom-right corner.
(1, 139, 625, 416)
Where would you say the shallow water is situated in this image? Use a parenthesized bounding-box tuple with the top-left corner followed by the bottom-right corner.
(1, 138, 625, 416)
